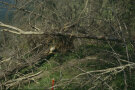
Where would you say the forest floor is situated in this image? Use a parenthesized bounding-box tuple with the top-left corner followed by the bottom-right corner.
(1, 44, 135, 90)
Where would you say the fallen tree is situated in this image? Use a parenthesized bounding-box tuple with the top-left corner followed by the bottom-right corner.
(0, 21, 122, 42)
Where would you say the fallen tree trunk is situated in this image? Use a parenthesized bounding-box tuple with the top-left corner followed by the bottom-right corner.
(0, 21, 122, 42)
(2, 71, 44, 89)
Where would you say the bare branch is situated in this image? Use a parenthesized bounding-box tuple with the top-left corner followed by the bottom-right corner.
(0, 22, 44, 35)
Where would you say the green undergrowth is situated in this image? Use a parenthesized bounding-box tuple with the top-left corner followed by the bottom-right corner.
(12, 43, 135, 90)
